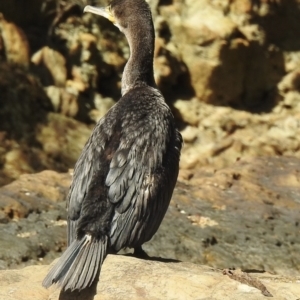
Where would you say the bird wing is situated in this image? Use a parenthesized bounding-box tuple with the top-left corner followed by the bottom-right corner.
(67, 140, 95, 245)
(105, 106, 181, 250)
(66, 93, 181, 249)
(66, 115, 116, 246)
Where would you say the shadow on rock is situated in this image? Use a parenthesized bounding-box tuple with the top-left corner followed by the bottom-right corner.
(58, 270, 99, 300)
(0, 62, 52, 142)
(124, 252, 181, 263)
(206, 38, 285, 113)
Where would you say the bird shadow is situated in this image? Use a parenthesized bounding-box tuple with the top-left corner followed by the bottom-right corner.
(58, 269, 100, 300)
(123, 252, 181, 263)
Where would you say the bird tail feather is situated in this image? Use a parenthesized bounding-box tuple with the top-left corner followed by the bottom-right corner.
(42, 234, 107, 291)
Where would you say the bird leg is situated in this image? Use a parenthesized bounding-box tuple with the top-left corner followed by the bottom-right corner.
(133, 246, 150, 259)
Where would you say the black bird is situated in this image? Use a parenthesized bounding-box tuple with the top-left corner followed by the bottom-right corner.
(43, 0, 182, 292)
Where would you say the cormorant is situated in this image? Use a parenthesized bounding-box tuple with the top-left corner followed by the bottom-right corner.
(42, 0, 182, 291)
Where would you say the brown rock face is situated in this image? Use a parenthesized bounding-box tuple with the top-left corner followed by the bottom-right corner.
(0, 14, 30, 67)
(0, 256, 299, 300)
(0, 70, 91, 183)
(151, 156, 300, 276)
(0, 63, 51, 141)
(31, 46, 67, 87)
(158, 0, 281, 109)
(0, 170, 70, 220)
(156, 0, 300, 110)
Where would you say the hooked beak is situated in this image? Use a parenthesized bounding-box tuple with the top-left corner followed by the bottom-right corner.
(83, 5, 115, 23)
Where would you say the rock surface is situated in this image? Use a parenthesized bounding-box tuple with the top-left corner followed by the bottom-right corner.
(0, 156, 299, 276)
(0, 171, 69, 269)
(0, 255, 299, 300)
(177, 98, 300, 170)
(146, 156, 300, 276)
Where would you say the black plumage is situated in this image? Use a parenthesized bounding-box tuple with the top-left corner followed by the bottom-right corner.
(43, 0, 182, 291)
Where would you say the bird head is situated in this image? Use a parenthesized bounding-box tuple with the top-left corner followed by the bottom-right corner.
(84, 0, 151, 33)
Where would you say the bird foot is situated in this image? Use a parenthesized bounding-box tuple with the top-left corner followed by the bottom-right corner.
(133, 246, 149, 259)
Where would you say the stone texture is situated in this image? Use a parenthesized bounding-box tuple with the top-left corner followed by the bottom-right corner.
(175, 97, 300, 170)
(0, 109, 92, 185)
(0, 170, 70, 218)
(158, 0, 282, 109)
(36, 112, 92, 167)
(0, 14, 30, 67)
(0, 256, 299, 300)
(147, 156, 300, 276)
(0, 63, 52, 141)
(0, 170, 69, 269)
(31, 46, 67, 87)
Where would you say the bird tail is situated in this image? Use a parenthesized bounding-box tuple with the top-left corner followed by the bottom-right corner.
(42, 234, 108, 291)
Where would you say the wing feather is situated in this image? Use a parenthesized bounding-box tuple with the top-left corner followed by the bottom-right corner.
(106, 102, 181, 251)
(66, 116, 114, 245)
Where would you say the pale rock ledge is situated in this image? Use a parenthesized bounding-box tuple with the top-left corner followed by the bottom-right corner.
(0, 255, 299, 300)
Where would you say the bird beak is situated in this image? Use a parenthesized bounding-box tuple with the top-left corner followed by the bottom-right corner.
(83, 5, 115, 24)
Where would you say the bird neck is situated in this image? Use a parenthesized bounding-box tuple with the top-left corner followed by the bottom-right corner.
(121, 22, 156, 95)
